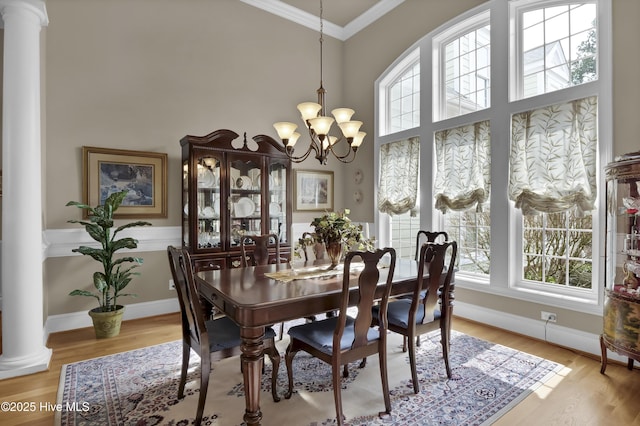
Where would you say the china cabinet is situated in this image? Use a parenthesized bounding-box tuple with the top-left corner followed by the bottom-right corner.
(601, 152, 640, 374)
(180, 129, 291, 271)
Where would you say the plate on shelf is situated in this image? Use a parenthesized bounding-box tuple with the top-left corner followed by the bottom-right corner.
(183, 203, 189, 215)
(202, 206, 216, 218)
(198, 169, 215, 188)
(235, 175, 252, 189)
(234, 197, 256, 218)
(269, 202, 281, 216)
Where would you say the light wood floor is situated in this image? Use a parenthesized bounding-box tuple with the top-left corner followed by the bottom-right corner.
(0, 313, 638, 426)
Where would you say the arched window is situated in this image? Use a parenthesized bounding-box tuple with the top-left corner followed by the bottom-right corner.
(375, 0, 610, 311)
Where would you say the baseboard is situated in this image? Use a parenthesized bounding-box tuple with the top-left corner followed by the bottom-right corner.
(44, 298, 180, 339)
(455, 301, 628, 364)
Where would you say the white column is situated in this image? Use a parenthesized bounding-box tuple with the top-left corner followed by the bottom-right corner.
(0, 0, 49, 379)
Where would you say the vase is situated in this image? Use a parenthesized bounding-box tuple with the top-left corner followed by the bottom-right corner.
(89, 305, 125, 339)
(325, 240, 343, 269)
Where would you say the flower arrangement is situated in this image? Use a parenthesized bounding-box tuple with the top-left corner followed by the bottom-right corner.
(295, 209, 374, 265)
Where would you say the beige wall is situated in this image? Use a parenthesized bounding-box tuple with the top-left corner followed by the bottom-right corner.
(38, 0, 640, 333)
(43, 0, 346, 315)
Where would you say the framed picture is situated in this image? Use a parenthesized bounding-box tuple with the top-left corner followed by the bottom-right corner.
(82, 146, 168, 218)
(294, 169, 334, 211)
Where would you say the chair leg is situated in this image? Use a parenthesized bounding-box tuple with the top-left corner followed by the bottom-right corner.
(359, 357, 367, 368)
(441, 323, 452, 379)
(284, 343, 299, 399)
(195, 357, 211, 426)
(377, 342, 392, 419)
(407, 333, 420, 394)
(332, 363, 346, 426)
(279, 322, 285, 340)
(402, 336, 407, 352)
(178, 341, 190, 399)
(264, 343, 281, 402)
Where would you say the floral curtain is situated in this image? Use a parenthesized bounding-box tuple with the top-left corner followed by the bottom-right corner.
(508, 96, 598, 216)
(434, 120, 491, 214)
(378, 137, 420, 216)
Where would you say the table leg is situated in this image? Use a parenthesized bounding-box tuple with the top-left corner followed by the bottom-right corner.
(241, 326, 265, 426)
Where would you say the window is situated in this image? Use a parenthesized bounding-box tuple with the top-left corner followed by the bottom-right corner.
(388, 62, 420, 133)
(434, 121, 491, 276)
(514, 1, 597, 99)
(376, 50, 421, 255)
(375, 0, 610, 311)
(442, 24, 491, 119)
(523, 211, 593, 288)
(379, 48, 420, 137)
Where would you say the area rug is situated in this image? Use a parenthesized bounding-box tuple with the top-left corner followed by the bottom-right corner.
(56, 328, 563, 426)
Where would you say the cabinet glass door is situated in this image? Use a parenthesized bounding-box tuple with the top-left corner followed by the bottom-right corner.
(268, 159, 288, 245)
(195, 153, 222, 250)
(229, 156, 262, 247)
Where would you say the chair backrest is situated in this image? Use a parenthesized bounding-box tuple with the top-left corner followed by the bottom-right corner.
(415, 230, 449, 260)
(241, 233, 280, 267)
(335, 248, 396, 352)
(412, 241, 457, 324)
(300, 232, 326, 262)
(167, 246, 208, 356)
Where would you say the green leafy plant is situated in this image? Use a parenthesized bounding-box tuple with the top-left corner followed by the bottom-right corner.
(67, 191, 152, 312)
(295, 209, 374, 256)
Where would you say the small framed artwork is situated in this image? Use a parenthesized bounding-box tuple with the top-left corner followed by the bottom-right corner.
(82, 146, 168, 218)
(294, 169, 334, 211)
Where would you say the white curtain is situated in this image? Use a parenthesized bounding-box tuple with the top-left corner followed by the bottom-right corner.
(434, 120, 491, 214)
(509, 96, 598, 216)
(378, 137, 420, 216)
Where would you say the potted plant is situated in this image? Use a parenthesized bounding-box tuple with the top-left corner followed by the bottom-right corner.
(295, 209, 374, 268)
(67, 190, 152, 338)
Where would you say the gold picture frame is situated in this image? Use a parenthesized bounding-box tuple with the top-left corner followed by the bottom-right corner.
(294, 169, 334, 212)
(82, 146, 168, 218)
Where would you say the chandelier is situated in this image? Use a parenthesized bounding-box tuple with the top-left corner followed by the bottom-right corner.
(273, 0, 365, 165)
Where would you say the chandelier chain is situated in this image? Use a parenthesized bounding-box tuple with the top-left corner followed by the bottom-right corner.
(319, 0, 324, 92)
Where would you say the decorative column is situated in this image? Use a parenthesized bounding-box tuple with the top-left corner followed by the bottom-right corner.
(0, 0, 49, 379)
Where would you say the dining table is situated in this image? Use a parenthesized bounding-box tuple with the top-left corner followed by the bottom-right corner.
(195, 257, 440, 426)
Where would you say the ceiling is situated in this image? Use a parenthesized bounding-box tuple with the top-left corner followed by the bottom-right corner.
(239, 0, 405, 41)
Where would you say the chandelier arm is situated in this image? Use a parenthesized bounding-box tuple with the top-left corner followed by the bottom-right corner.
(325, 137, 356, 160)
(285, 144, 315, 163)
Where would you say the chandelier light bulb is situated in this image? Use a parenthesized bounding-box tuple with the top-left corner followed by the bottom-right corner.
(297, 102, 323, 124)
(273, 122, 298, 141)
(308, 116, 334, 136)
(352, 131, 366, 148)
(331, 108, 355, 124)
(338, 121, 363, 139)
(289, 132, 301, 147)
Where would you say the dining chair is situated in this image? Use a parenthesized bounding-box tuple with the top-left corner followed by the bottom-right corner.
(241, 233, 289, 338)
(404, 230, 449, 350)
(167, 246, 281, 426)
(284, 248, 397, 426)
(300, 231, 327, 261)
(372, 241, 457, 394)
(241, 233, 283, 267)
(415, 230, 449, 260)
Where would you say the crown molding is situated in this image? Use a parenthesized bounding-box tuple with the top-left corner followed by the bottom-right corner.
(239, 0, 404, 41)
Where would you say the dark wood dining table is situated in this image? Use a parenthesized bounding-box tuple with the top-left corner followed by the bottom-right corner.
(195, 258, 428, 426)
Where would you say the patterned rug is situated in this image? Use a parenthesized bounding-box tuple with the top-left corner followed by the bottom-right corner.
(56, 328, 563, 426)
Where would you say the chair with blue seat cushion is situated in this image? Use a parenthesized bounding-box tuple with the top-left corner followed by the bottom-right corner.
(372, 240, 457, 394)
(396, 230, 449, 351)
(284, 248, 397, 426)
(414, 230, 449, 260)
(167, 246, 281, 426)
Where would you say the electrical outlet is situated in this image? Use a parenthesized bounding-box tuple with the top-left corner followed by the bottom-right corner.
(541, 311, 557, 322)
(169, 279, 175, 290)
